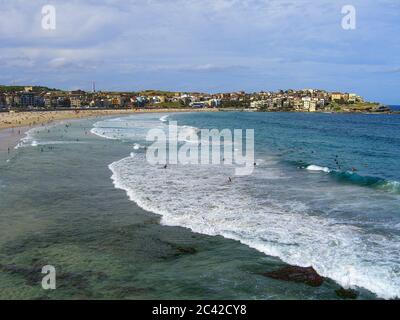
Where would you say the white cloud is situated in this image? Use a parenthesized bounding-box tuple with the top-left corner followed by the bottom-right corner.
(0, 0, 398, 102)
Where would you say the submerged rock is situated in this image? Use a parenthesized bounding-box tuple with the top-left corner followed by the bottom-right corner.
(335, 287, 358, 300)
(176, 247, 197, 255)
(114, 286, 148, 298)
(262, 266, 324, 287)
(0, 264, 42, 285)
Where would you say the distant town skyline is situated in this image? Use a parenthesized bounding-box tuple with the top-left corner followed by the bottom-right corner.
(0, 0, 399, 104)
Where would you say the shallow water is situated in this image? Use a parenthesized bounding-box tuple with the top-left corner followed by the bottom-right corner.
(1, 112, 398, 299)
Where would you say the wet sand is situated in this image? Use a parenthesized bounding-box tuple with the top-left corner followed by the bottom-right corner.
(0, 126, 29, 158)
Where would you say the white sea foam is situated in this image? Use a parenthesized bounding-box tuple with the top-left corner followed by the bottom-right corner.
(90, 128, 119, 140)
(97, 114, 400, 299)
(306, 165, 331, 173)
(16, 132, 86, 148)
(379, 180, 400, 193)
(92, 115, 166, 141)
(15, 122, 68, 149)
(160, 115, 169, 122)
(15, 127, 40, 149)
(92, 115, 202, 146)
(109, 156, 400, 299)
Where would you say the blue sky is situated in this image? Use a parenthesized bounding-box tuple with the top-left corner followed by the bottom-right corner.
(0, 0, 399, 104)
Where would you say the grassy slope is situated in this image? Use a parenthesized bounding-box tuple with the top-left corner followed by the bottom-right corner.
(0, 85, 59, 93)
(328, 101, 381, 112)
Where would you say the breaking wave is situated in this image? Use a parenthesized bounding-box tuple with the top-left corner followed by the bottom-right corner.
(305, 164, 400, 194)
(93, 114, 400, 300)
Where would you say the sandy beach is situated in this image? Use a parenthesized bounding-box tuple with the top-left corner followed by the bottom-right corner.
(0, 108, 217, 131)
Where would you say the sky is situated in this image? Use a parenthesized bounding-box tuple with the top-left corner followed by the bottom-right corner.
(0, 0, 399, 104)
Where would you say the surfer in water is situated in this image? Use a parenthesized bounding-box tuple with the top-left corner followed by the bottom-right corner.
(334, 155, 342, 170)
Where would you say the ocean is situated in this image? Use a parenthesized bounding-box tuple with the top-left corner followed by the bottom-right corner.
(390, 105, 400, 111)
(0, 111, 399, 300)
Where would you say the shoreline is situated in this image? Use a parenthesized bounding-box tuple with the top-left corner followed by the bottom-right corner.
(0, 126, 30, 157)
(0, 108, 218, 131)
(1, 108, 398, 132)
(0, 108, 217, 156)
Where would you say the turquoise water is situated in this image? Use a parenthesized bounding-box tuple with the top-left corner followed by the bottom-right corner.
(0, 112, 399, 299)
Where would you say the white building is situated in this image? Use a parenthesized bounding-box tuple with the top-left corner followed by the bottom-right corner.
(250, 100, 269, 109)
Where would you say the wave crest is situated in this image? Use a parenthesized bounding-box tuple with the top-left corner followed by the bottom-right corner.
(305, 164, 400, 194)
